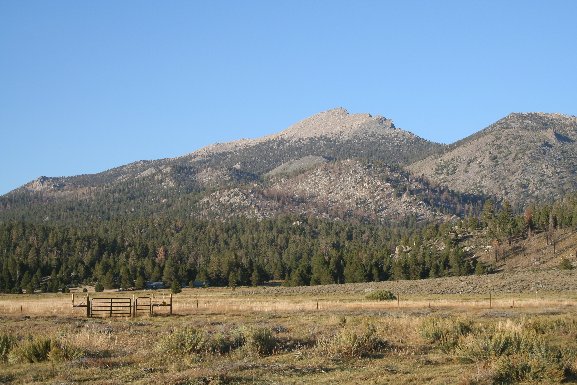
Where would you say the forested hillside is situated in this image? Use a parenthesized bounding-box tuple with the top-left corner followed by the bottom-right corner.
(2, 192, 577, 294)
(0, 215, 469, 293)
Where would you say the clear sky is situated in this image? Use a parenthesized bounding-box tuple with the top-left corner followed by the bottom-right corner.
(1, 1, 576, 195)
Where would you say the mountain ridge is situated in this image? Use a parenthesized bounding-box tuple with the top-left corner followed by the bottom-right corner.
(410, 112, 577, 206)
(2, 108, 577, 225)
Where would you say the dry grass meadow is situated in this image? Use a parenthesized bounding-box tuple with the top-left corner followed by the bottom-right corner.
(2, 275, 577, 385)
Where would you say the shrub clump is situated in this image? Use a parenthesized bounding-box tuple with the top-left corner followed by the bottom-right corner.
(365, 290, 396, 301)
(157, 327, 246, 357)
(158, 327, 209, 356)
(420, 317, 473, 353)
(316, 323, 385, 359)
(209, 329, 245, 355)
(491, 352, 566, 384)
(245, 327, 277, 356)
(7, 337, 81, 364)
(456, 319, 575, 384)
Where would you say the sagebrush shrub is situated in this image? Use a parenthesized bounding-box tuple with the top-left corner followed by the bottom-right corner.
(420, 317, 473, 353)
(158, 327, 209, 356)
(365, 290, 396, 301)
(456, 330, 526, 361)
(316, 323, 384, 359)
(245, 327, 276, 356)
(209, 329, 245, 355)
(6, 337, 79, 364)
(158, 327, 247, 357)
(456, 319, 574, 384)
(492, 354, 565, 384)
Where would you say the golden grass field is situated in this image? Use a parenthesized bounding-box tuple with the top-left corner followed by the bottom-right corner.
(2, 281, 577, 385)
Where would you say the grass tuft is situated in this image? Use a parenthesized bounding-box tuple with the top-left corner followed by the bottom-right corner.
(0, 334, 16, 362)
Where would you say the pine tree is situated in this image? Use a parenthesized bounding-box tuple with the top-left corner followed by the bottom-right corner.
(171, 280, 182, 294)
(310, 254, 333, 285)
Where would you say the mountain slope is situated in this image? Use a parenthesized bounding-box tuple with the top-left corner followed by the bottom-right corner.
(0, 108, 446, 224)
(408, 112, 577, 206)
(198, 159, 460, 223)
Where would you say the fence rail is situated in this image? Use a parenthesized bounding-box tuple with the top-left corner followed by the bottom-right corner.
(72, 293, 172, 318)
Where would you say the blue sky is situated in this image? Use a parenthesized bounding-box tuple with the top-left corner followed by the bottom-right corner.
(1, 1, 576, 195)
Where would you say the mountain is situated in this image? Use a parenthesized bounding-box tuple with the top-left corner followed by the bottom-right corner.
(4, 109, 577, 225)
(0, 108, 449, 224)
(408, 112, 577, 207)
(3, 108, 577, 293)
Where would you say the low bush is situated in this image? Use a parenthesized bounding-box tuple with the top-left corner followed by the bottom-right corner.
(457, 329, 527, 361)
(456, 320, 575, 384)
(7, 337, 81, 364)
(210, 329, 245, 355)
(157, 327, 210, 356)
(365, 290, 396, 301)
(492, 352, 566, 384)
(158, 327, 247, 357)
(316, 323, 385, 359)
(245, 327, 277, 356)
(420, 317, 473, 353)
(9, 337, 52, 363)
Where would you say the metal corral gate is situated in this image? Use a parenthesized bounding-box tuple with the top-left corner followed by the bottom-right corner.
(72, 294, 173, 318)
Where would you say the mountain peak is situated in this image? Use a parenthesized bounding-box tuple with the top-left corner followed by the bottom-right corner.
(274, 107, 396, 141)
(499, 112, 577, 127)
(190, 108, 402, 158)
